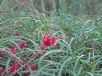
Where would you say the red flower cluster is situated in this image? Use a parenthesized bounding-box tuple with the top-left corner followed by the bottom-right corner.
(51, 37, 58, 46)
(0, 72, 6, 76)
(15, 32, 20, 36)
(9, 63, 18, 73)
(19, 41, 27, 48)
(0, 51, 4, 59)
(23, 72, 30, 76)
(23, 65, 37, 76)
(0, 67, 3, 72)
(42, 34, 58, 50)
(10, 41, 27, 54)
(31, 65, 38, 70)
(10, 45, 17, 54)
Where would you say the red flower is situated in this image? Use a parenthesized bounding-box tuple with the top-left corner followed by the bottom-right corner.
(23, 72, 30, 76)
(10, 45, 17, 54)
(1, 72, 6, 76)
(42, 34, 58, 50)
(31, 65, 38, 70)
(9, 63, 18, 73)
(0, 52, 4, 59)
(43, 34, 51, 46)
(15, 32, 20, 36)
(51, 37, 58, 46)
(0, 67, 3, 72)
(19, 41, 27, 48)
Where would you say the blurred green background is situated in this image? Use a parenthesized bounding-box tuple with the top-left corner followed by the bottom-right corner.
(0, 0, 102, 18)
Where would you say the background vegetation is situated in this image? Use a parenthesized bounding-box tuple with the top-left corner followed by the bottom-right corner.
(0, 0, 102, 76)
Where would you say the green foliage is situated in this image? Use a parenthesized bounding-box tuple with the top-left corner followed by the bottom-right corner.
(0, 0, 102, 76)
(0, 13, 102, 75)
